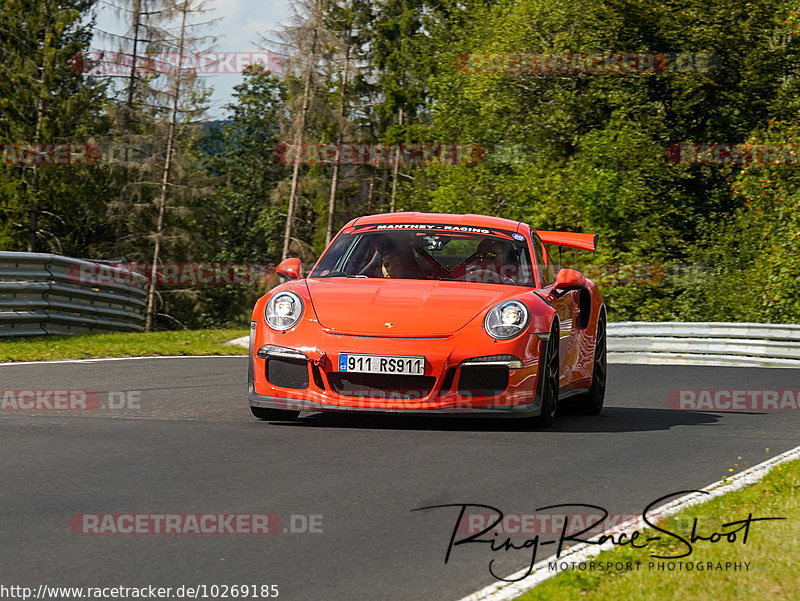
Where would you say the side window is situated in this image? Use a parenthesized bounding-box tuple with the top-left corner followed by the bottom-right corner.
(530, 233, 557, 286)
(515, 244, 535, 286)
(541, 242, 558, 285)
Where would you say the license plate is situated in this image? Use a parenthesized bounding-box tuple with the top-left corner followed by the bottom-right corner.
(338, 354, 425, 375)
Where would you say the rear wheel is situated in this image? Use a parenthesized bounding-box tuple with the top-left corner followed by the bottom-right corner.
(578, 312, 606, 415)
(250, 406, 300, 421)
(535, 323, 560, 427)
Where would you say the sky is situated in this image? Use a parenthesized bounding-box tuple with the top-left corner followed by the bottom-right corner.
(93, 0, 294, 119)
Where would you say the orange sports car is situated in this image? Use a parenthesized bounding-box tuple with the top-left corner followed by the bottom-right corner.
(248, 212, 606, 425)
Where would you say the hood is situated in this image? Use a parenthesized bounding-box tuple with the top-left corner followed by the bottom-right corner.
(305, 278, 516, 336)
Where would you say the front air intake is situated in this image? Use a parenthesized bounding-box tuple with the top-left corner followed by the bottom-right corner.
(266, 357, 309, 389)
(457, 366, 509, 397)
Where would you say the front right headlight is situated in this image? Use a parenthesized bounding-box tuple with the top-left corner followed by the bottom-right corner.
(265, 291, 304, 331)
(484, 300, 529, 340)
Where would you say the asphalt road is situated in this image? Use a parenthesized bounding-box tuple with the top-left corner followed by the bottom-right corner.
(0, 357, 798, 600)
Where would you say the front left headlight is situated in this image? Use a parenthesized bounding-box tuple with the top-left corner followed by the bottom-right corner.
(484, 300, 529, 340)
(265, 291, 304, 331)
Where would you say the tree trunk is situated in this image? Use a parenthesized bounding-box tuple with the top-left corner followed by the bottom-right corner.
(389, 108, 403, 213)
(115, 0, 142, 254)
(145, 3, 187, 331)
(282, 25, 319, 260)
(27, 11, 53, 253)
(325, 48, 349, 247)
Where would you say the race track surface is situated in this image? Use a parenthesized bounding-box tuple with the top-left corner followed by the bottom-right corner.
(1, 357, 798, 600)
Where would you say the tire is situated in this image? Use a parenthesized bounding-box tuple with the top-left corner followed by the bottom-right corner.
(578, 312, 606, 415)
(535, 323, 560, 427)
(250, 406, 300, 421)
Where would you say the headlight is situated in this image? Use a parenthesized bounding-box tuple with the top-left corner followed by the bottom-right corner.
(484, 300, 529, 340)
(265, 291, 304, 331)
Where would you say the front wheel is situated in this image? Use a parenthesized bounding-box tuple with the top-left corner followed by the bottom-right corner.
(250, 406, 300, 421)
(535, 324, 560, 427)
(578, 312, 606, 415)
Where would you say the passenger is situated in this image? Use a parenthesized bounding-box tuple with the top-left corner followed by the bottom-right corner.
(380, 248, 406, 278)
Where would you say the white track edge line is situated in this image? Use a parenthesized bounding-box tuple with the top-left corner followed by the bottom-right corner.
(0, 355, 246, 367)
(456, 443, 800, 601)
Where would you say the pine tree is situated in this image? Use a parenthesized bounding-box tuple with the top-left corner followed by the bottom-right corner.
(94, 0, 178, 254)
(134, 0, 218, 330)
(0, 0, 108, 253)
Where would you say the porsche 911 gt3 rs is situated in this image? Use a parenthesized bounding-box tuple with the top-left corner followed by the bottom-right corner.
(248, 212, 606, 425)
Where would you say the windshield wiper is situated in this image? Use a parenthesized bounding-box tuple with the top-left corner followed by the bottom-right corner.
(317, 272, 366, 278)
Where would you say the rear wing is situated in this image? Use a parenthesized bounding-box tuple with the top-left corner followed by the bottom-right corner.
(535, 231, 598, 252)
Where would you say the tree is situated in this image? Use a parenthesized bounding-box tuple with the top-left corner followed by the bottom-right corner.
(411, 0, 800, 319)
(134, 0, 218, 330)
(321, 0, 372, 243)
(195, 65, 289, 326)
(0, 0, 108, 253)
(94, 0, 179, 254)
(270, 0, 327, 260)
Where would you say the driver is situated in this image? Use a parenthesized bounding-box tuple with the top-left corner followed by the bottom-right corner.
(468, 238, 517, 283)
(475, 238, 509, 266)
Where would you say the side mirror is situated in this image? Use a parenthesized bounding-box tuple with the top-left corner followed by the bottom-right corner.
(554, 268, 585, 291)
(276, 258, 303, 280)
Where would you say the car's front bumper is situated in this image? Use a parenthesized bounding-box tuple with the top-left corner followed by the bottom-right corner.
(248, 319, 545, 417)
(248, 384, 540, 417)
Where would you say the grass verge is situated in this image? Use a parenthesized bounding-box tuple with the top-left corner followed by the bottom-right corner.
(514, 458, 799, 601)
(0, 329, 249, 362)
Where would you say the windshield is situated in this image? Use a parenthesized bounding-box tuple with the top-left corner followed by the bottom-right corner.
(310, 224, 536, 287)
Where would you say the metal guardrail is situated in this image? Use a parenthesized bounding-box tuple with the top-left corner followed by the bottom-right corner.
(0, 252, 147, 336)
(608, 321, 800, 368)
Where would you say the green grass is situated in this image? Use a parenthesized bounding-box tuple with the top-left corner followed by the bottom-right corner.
(514, 458, 799, 601)
(0, 329, 249, 362)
